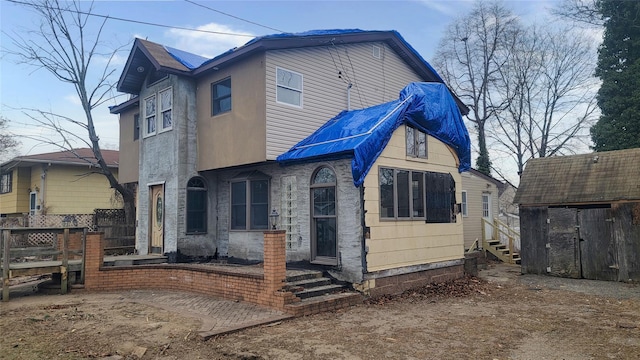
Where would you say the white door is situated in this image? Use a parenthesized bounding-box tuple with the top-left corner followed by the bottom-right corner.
(29, 192, 37, 215)
(482, 194, 493, 240)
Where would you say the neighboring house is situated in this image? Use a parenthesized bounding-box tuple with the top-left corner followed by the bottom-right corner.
(460, 169, 501, 250)
(497, 180, 519, 229)
(110, 29, 471, 295)
(514, 148, 640, 282)
(0, 148, 121, 218)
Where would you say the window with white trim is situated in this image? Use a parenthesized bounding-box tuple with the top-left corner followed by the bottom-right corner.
(461, 190, 468, 217)
(144, 94, 156, 136)
(0, 171, 12, 194)
(406, 126, 427, 158)
(159, 87, 172, 131)
(276, 67, 302, 107)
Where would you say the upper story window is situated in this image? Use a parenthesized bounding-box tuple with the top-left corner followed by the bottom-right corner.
(406, 126, 427, 159)
(159, 87, 172, 131)
(0, 171, 12, 194)
(276, 67, 302, 107)
(212, 78, 231, 116)
(230, 171, 270, 230)
(461, 190, 468, 217)
(186, 177, 207, 234)
(144, 94, 156, 137)
(133, 114, 140, 141)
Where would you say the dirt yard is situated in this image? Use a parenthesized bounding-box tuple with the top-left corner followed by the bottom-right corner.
(2, 264, 640, 360)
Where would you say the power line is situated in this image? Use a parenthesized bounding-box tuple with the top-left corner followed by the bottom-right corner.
(6, 0, 256, 38)
(184, 0, 285, 34)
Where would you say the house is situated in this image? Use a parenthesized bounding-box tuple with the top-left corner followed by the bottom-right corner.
(110, 29, 471, 295)
(497, 180, 519, 228)
(0, 148, 121, 222)
(460, 169, 501, 251)
(514, 148, 640, 281)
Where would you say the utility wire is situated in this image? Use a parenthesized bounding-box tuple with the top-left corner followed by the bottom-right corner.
(6, 0, 256, 37)
(184, 0, 285, 34)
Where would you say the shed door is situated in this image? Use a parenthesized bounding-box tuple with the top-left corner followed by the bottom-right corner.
(578, 208, 618, 281)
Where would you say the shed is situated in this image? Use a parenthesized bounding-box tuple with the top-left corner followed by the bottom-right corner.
(514, 148, 640, 281)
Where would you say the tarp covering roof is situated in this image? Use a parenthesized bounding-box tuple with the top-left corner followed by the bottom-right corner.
(164, 46, 209, 69)
(277, 82, 471, 187)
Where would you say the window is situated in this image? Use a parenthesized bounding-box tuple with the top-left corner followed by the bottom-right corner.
(159, 87, 172, 130)
(186, 177, 207, 234)
(406, 126, 427, 158)
(0, 172, 12, 194)
(144, 94, 156, 136)
(482, 194, 490, 218)
(133, 114, 140, 141)
(425, 171, 457, 223)
(230, 171, 270, 230)
(379, 167, 426, 220)
(372, 45, 381, 59)
(461, 190, 468, 217)
(212, 78, 231, 115)
(276, 67, 302, 107)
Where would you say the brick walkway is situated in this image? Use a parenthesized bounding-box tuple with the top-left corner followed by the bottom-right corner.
(120, 290, 293, 339)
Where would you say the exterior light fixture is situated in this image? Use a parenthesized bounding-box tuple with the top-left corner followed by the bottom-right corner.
(269, 209, 279, 230)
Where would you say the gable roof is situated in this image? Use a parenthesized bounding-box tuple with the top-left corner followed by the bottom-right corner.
(465, 168, 504, 187)
(513, 148, 640, 206)
(277, 82, 470, 187)
(116, 29, 468, 115)
(1, 148, 119, 171)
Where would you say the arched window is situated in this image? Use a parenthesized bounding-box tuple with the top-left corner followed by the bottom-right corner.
(310, 166, 338, 265)
(186, 177, 207, 234)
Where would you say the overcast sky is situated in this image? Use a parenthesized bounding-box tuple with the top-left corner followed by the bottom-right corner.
(1, 0, 561, 169)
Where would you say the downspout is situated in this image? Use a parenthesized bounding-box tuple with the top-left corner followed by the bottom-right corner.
(347, 83, 353, 111)
(360, 185, 367, 276)
(40, 164, 48, 214)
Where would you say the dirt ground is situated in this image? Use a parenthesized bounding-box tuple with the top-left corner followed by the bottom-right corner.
(2, 263, 640, 360)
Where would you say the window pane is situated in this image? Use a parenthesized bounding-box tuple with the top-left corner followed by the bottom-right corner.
(277, 68, 302, 90)
(412, 172, 424, 217)
(379, 168, 394, 218)
(277, 87, 301, 106)
(134, 114, 140, 140)
(315, 218, 336, 257)
(214, 79, 231, 98)
(145, 96, 156, 115)
(231, 182, 246, 229)
(187, 189, 207, 233)
(313, 167, 336, 184)
(213, 79, 231, 115)
(160, 89, 172, 111)
(462, 191, 468, 216)
(406, 127, 415, 156)
(250, 180, 269, 229)
(147, 116, 156, 133)
(397, 170, 410, 218)
(162, 110, 172, 129)
(417, 131, 427, 158)
(313, 188, 335, 216)
(425, 172, 455, 223)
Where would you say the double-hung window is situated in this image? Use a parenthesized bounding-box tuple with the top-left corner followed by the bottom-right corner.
(212, 78, 231, 115)
(230, 171, 270, 230)
(159, 87, 172, 131)
(276, 67, 302, 107)
(144, 94, 156, 136)
(406, 126, 427, 158)
(0, 171, 12, 194)
(461, 190, 468, 217)
(186, 177, 207, 234)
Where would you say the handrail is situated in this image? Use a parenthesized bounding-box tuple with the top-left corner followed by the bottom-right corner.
(481, 218, 520, 264)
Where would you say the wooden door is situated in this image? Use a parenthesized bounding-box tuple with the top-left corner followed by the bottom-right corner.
(547, 207, 580, 278)
(578, 208, 618, 281)
(482, 194, 493, 240)
(150, 185, 164, 254)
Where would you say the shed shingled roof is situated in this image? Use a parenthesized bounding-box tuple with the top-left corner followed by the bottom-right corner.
(513, 148, 640, 206)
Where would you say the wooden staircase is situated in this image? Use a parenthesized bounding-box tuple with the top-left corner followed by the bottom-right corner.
(283, 270, 361, 316)
(482, 218, 521, 265)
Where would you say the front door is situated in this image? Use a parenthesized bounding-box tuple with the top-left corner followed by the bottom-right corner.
(150, 185, 164, 254)
(482, 193, 493, 240)
(310, 167, 338, 265)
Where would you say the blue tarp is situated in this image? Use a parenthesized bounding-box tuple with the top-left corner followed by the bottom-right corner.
(165, 46, 209, 69)
(277, 82, 471, 187)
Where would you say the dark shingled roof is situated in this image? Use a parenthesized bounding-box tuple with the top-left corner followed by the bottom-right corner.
(1, 148, 119, 169)
(514, 148, 640, 206)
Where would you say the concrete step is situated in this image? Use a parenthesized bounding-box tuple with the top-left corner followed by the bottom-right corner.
(284, 292, 362, 316)
(295, 284, 346, 299)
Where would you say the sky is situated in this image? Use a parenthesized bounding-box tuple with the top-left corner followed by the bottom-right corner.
(1, 0, 566, 181)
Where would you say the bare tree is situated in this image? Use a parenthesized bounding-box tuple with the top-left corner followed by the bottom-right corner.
(490, 25, 599, 175)
(552, 0, 603, 27)
(433, 0, 520, 176)
(0, 117, 20, 162)
(4, 0, 134, 220)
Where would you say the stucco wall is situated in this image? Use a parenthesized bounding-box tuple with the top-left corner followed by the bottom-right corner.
(363, 125, 464, 273)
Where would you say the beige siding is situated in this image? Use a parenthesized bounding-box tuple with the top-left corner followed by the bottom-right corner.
(265, 42, 423, 159)
(0, 168, 31, 215)
(461, 172, 500, 249)
(118, 106, 139, 184)
(196, 53, 267, 170)
(363, 125, 464, 272)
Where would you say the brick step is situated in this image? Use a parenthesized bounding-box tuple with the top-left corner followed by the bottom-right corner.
(284, 292, 362, 316)
(295, 284, 346, 299)
(285, 270, 323, 283)
(285, 277, 332, 291)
